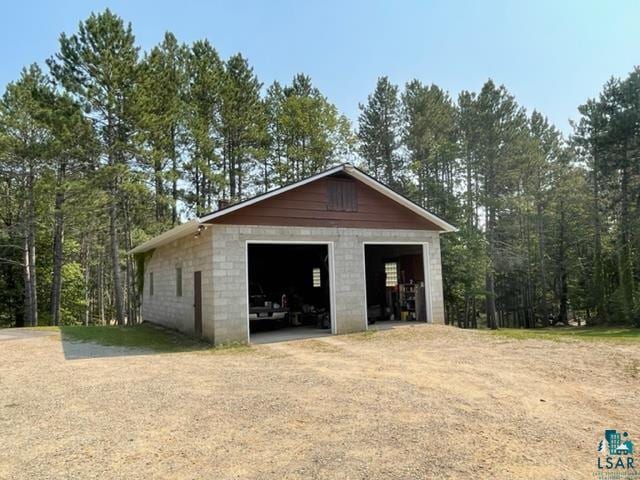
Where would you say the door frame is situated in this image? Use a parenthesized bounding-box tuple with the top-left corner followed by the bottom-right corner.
(361, 242, 433, 330)
(244, 240, 337, 344)
(193, 270, 203, 336)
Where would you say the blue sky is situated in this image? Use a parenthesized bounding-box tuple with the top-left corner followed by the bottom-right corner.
(1, 0, 639, 134)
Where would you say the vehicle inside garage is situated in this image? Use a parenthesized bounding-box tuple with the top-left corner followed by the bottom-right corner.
(364, 244, 427, 324)
(247, 243, 332, 342)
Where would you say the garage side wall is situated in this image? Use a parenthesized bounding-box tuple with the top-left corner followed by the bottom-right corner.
(209, 224, 444, 345)
(141, 228, 214, 338)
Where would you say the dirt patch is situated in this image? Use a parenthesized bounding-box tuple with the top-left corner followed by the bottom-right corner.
(0, 325, 638, 479)
(288, 338, 344, 353)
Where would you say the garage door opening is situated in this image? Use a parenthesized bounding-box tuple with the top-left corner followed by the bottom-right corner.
(247, 243, 333, 344)
(364, 244, 429, 325)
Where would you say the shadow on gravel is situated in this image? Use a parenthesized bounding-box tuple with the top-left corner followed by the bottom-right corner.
(59, 323, 212, 360)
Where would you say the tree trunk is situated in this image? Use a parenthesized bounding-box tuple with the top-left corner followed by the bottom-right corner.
(206, 155, 212, 210)
(228, 138, 237, 200)
(171, 126, 178, 226)
(50, 163, 66, 326)
(463, 295, 470, 329)
(82, 234, 91, 326)
(106, 113, 125, 326)
(526, 214, 536, 328)
(194, 160, 201, 216)
(536, 199, 548, 325)
(618, 155, 634, 322)
(557, 199, 569, 325)
(591, 153, 607, 324)
(24, 165, 38, 327)
(109, 194, 125, 326)
(154, 158, 164, 222)
(23, 236, 35, 327)
(471, 296, 478, 329)
(98, 252, 105, 325)
(123, 197, 137, 325)
(263, 158, 270, 193)
(485, 197, 498, 330)
(465, 148, 474, 228)
(485, 271, 497, 330)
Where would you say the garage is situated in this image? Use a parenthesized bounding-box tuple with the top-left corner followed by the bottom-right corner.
(364, 243, 429, 325)
(134, 163, 455, 345)
(247, 243, 335, 343)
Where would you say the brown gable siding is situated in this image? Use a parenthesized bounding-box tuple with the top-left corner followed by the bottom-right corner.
(209, 176, 444, 231)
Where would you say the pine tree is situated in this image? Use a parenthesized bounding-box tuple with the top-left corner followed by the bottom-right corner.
(402, 80, 458, 218)
(474, 80, 528, 329)
(601, 73, 639, 325)
(0, 65, 54, 326)
(136, 32, 188, 225)
(219, 54, 266, 200)
(265, 74, 353, 187)
(573, 98, 609, 324)
(358, 76, 402, 189)
(264, 81, 286, 188)
(457, 91, 481, 230)
(528, 111, 561, 324)
(184, 40, 224, 214)
(48, 9, 140, 325)
(44, 91, 97, 325)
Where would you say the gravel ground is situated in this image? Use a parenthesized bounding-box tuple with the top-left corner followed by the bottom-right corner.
(1, 324, 638, 480)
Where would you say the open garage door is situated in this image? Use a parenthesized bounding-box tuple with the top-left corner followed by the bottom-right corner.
(364, 244, 429, 325)
(247, 243, 334, 344)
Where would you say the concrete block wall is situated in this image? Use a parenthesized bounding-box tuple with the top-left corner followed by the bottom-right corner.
(208, 224, 445, 345)
(426, 236, 445, 324)
(141, 227, 214, 337)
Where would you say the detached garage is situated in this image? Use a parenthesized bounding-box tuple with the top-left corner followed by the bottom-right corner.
(130, 163, 456, 345)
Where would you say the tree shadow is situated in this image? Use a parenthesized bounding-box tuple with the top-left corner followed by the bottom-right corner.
(59, 323, 212, 360)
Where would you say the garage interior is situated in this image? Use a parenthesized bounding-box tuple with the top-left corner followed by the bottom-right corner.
(247, 243, 332, 343)
(364, 244, 428, 325)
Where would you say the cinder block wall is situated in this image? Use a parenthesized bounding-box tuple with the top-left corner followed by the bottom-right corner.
(141, 228, 214, 338)
(209, 225, 444, 345)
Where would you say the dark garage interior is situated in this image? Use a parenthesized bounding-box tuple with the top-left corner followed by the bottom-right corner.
(364, 244, 427, 324)
(248, 243, 331, 341)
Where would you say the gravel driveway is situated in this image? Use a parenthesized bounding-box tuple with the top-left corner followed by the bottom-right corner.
(1, 325, 638, 479)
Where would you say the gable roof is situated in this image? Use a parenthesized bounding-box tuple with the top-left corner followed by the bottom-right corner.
(129, 163, 457, 254)
(199, 163, 457, 230)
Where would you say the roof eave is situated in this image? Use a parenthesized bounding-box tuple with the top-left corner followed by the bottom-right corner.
(127, 219, 201, 255)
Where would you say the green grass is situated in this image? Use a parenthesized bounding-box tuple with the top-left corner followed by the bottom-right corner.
(24, 325, 60, 331)
(59, 323, 212, 352)
(490, 326, 640, 343)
